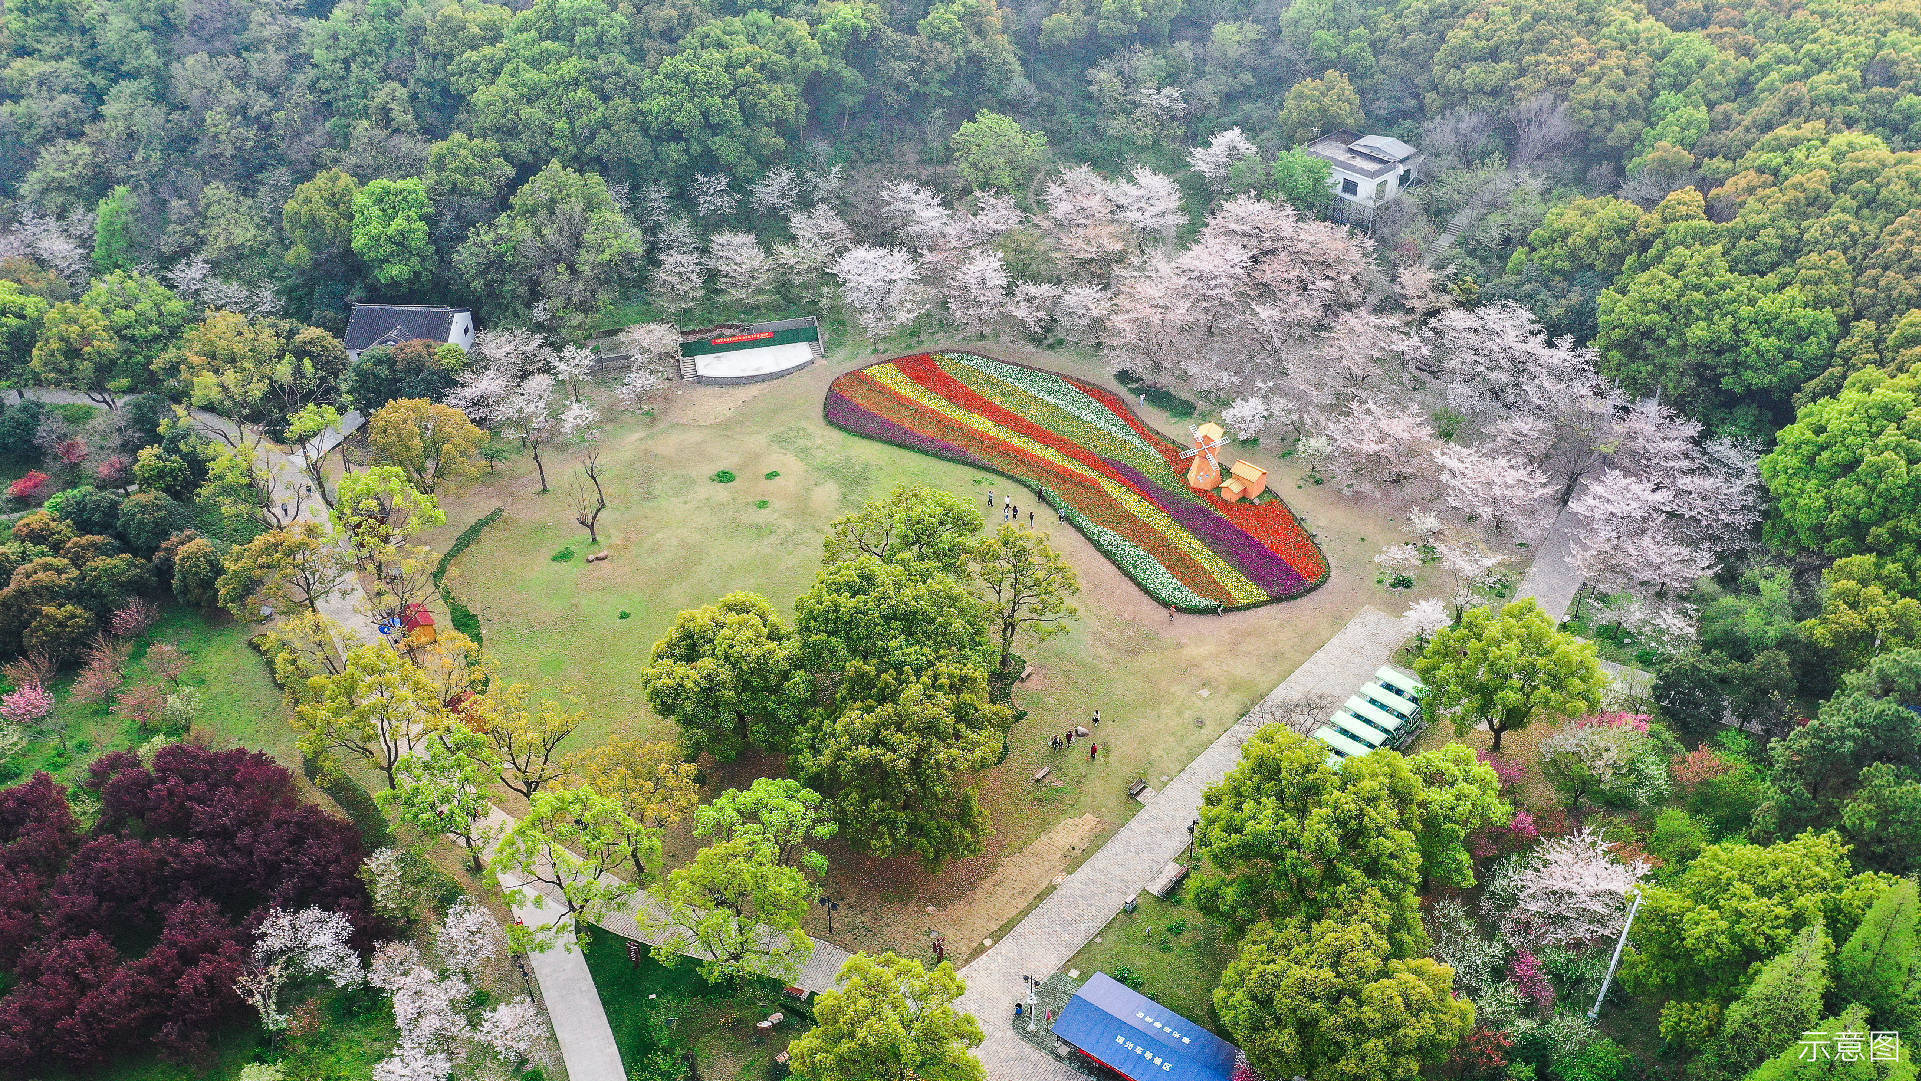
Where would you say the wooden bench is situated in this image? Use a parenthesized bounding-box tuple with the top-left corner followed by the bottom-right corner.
(1147, 861, 1189, 899)
(1034, 766, 1053, 784)
(1127, 779, 1150, 800)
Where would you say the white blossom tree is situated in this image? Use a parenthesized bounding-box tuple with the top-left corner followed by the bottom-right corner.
(691, 173, 740, 218)
(1040, 165, 1130, 265)
(1566, 402, 1760, 637)
(1434, 444, 1556, 538)
(1187, 128, 1260, 191)
(1003, 280, 1063, 341)
(1314, 397, 1442, 494)
(1052, 281, 1113, 345)
(1105, 194, 1372, 391)
(447, 331, 597, 492)
(749, 166, 802, 216)
(943, 250, 1010, 335)
(830, 246, 926, 333)
(237, 907, 366, 1031)
(706, 231, 774, 304)
(648, 217, 707, 310)
(1110, 165, 1185, 241)
(774, 204, 854, 281)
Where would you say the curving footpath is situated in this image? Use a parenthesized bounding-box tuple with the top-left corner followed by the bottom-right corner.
(957, 606, 1414, 1080)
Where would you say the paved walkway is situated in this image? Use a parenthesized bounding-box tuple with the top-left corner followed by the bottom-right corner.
(957, 606, 1414, 1080)
(496, 867, 630, 1081)
(1517, 503, 1585, 622)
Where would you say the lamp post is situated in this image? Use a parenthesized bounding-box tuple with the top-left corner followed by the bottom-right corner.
(1589, 887, 1644, 1021)
(818, 896, 840, 935)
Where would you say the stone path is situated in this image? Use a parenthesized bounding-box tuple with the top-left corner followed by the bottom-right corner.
(957, 606, 1414, 1080)
(495, 868, 629, 1081)
(1517, 503, 1585, 622)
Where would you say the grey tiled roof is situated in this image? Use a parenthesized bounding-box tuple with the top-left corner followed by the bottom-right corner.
(344, 304, 467, 352)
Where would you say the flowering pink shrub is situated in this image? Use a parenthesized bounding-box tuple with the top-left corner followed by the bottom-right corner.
(114, 683, 166, 728)
(145, 642, 189, 684)
(110, 599, 160, 638)
(1670, 746, 1733, 791)
(1577, 711, 1651, 733)
(56, 438, 88, 466)
(8, 470, 51, 502)
(1471, 807, 1541, 859)
(0, 682, 54, 726)
(1231, 1051, 1265, 1081)
(1478, 748, 1527, 790)
(1510, 950, 1554, 1014)
(95, 455, 132, 489)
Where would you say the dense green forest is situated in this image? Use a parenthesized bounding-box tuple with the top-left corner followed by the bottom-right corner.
(9, 0, 1921, 1080)
(8, 0, 1921, 402)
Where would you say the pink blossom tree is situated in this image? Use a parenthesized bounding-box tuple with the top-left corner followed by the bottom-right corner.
(1486, 827, 1649, 948)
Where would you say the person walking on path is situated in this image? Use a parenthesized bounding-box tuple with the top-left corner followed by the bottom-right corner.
(1088, 742, 1099, 762)
(987, 490, 994, 507)
(1028, 510, 1034, 525)
(1167, 604, 1175, 622)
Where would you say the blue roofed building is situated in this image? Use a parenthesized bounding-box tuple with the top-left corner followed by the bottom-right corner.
(1049, 972, 1240, 1081)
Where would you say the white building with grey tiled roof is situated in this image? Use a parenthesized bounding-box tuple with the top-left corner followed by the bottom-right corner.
(1300, 129, 1422, 219)
(343, 304, 475, 361)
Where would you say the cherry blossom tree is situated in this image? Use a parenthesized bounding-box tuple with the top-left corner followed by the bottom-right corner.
(1003, 280, 1063, 341)
(706, 231, 773, 304)
(691, 173, 739, 218)
(237, 907, 366, 1031)
(1188, 128, 1260, 190)
(434, 899, 505, 977)
(1110, 166, 1185, 241)
(774, 204, 854, 281)
(1221, 397, 1271, 439)
(1485, 828, 1649, 948)
(647, 217, 706, 310)
(1040, 165, 1130, 265)
(749, 166, 802, 216)
(1052, 282, 1112, 344)
(1105, 194, 1372, 391)
(448, 331, 597, 493)
(943, 250, 1010, 335)
(1434, 444, 1556, 538)
(1312, 397, 1442, 494)
(830, 246, 926, 333)
(1566, 405, 1760, 637)
(879, 181, 955, 252)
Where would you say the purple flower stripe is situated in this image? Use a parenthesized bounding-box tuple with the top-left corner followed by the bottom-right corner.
(1103, 458, 1310, 596)
(825, 392, 986, 471)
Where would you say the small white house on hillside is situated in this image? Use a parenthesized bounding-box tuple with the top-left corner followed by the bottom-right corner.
(343, 304, 475, 362)
(1300, 130, 1421, 219)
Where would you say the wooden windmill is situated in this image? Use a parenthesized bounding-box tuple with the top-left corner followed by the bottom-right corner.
(1181, 423, 1229, 491)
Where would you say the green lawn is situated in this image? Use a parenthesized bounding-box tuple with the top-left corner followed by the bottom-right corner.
(424, 339, 1427, 956)
(1060, 889, 1240, 1030)
(6, 606, 292, 785)
(581, 930, 810, 1081)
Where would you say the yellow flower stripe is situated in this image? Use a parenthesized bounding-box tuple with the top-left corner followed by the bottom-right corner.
(938, 357, 1164, 475)
(866, 364, 1265, 603)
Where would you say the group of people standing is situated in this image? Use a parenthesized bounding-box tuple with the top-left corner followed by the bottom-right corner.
(1050, 710, 1103, 760)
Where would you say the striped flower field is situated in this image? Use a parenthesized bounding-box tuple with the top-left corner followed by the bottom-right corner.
(825, 352, 1329, 611)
